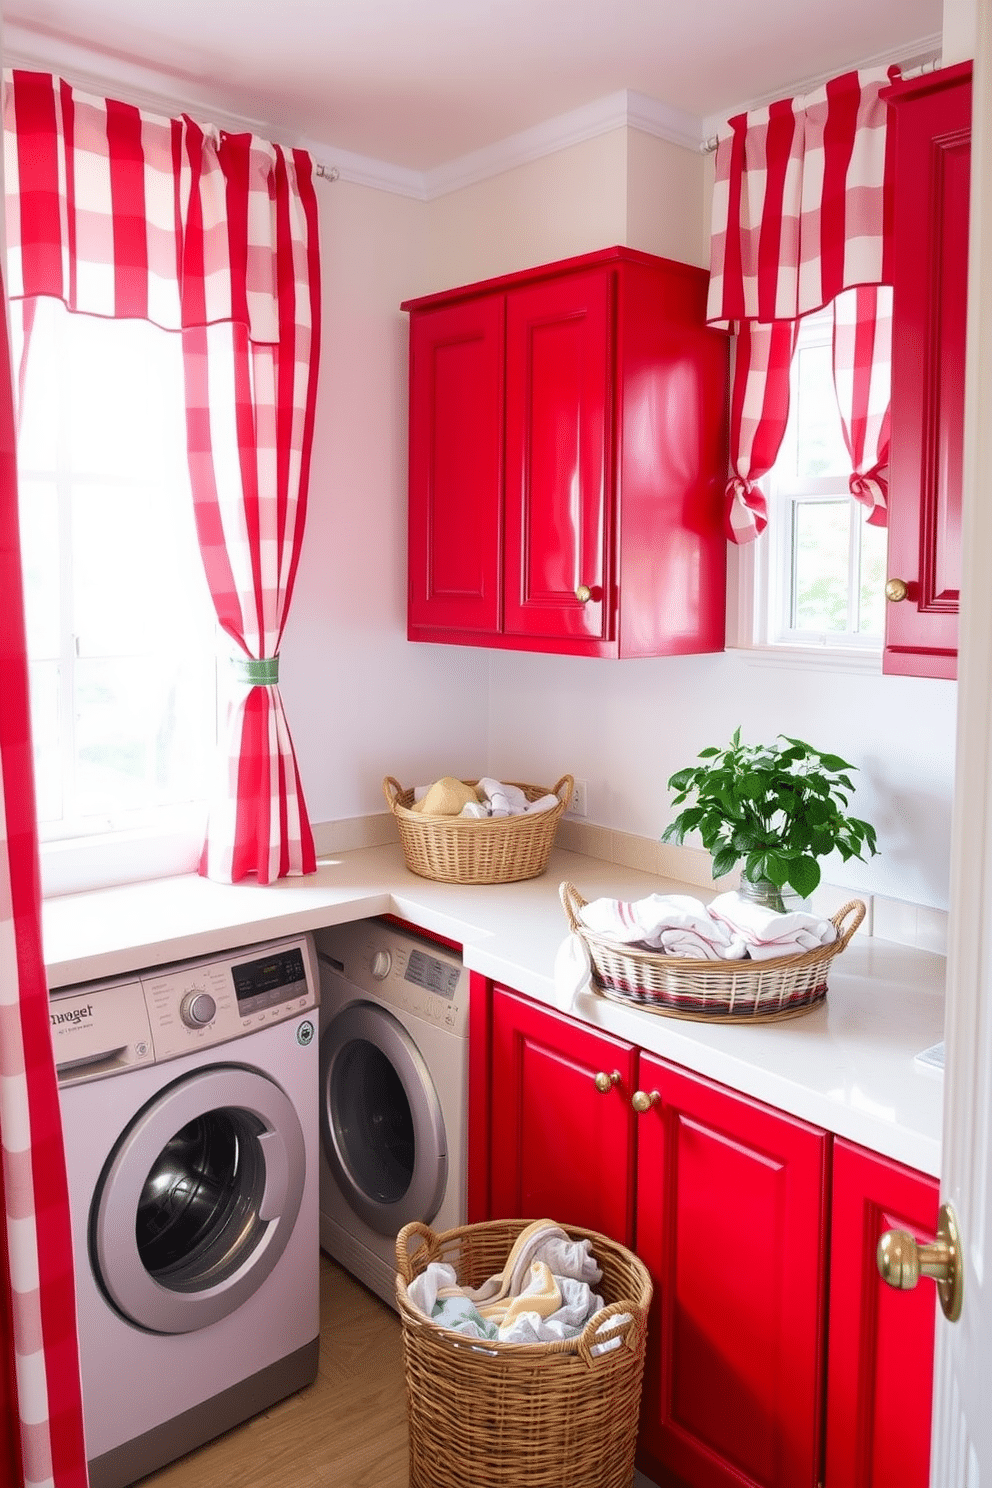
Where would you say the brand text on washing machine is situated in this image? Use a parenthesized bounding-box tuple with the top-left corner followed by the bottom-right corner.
(51, 1004, 93, 1026)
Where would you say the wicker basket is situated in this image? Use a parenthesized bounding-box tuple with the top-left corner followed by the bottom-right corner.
(395, 1217, 652, 1488)
(383, 775, 573, 885)
(560, 881, 866, 1024)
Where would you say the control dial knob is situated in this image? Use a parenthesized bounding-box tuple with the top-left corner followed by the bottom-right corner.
(180, 990, 217, 1028)
(371, 950, 392, 981)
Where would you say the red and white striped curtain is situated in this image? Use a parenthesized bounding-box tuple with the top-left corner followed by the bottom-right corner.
(3, 70, 321, 882)
(707, 68, 893, 543)
(0, 266, 87, 1483)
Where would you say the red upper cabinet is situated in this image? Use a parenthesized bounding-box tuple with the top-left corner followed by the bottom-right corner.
(407, 295, 505, 635)
(402, 246, 730, 658)
(883, 63, 972, 679)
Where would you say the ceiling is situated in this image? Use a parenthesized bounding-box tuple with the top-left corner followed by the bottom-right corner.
(3, 0, 943, 173)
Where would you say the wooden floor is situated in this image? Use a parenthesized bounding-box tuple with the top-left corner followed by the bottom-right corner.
(141, 1256, 409, 1488)
(140, 1253, 659, 1488)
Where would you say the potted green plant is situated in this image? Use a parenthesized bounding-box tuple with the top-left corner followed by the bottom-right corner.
(662, 728, 878, 910)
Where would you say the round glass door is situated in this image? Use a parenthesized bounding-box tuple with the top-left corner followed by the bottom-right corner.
(135, 1108, 268, 1293)
(92, 1066, 305, 1334)
(321, 1001, 446, 1236)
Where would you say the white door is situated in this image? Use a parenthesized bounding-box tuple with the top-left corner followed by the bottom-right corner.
(931, 7, 992, 1479)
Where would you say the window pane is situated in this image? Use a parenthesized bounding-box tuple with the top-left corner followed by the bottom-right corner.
(18, 478, 60, 658)
(72, 482, 210, 658)
(74, 657, 215, 817)
(793, 502, 851, 632)
(859, 520, 887, 637)
(17, 299, 217, 837)
(794, 344, 849, 479)
(27, 660, 62, 823)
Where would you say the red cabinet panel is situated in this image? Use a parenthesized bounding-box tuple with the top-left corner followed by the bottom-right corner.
(407, 295, 504, 634)
(883, 63, 972, 679)
(403, 246, 728, 658)
(487, 986, 638, 1243)
(825, 1139, 938, 1488)
(635, 1053, 829, 1488)
(504, 271, 612, 643)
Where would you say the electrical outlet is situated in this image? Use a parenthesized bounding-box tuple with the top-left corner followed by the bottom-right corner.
(569, 779, 588, 817)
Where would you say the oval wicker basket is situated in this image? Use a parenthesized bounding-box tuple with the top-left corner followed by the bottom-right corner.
(560, 881, 866, 1023)
(383, 775, 573, 884)
(395, 1217, 652, 1488)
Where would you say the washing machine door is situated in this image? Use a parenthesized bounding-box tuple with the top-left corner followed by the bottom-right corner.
(91, 1064, 306, 1335)
(321, 1000, 446, 1237)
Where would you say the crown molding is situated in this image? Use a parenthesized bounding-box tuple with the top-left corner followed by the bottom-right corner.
(422, 89, 704, 200)
(699, 30, 943, 139)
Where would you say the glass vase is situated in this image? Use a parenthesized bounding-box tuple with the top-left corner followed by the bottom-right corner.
(738, 874, 810, 915)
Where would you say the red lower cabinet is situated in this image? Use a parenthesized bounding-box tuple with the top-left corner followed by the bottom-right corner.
(472, 983, 938, 1488)
(634, 1054, 830, 1488)
(487, 986, 638, 1242)
(824, 1139, 939, 1488)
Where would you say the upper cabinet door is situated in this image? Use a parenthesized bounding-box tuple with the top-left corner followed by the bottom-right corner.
(884, 64, 972, 679)
(503, 270, 613, 643)
(407, 295, 505, 636)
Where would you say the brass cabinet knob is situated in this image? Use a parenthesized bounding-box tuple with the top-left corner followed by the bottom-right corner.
(885, 577, 909, 603)
(876, 1201, 963, 1322)
(594, 1070, 620, 1094)
(575, 584, 592, 604)
(631, 1090, 660, 1113)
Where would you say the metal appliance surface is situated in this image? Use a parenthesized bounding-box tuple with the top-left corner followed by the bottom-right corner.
(314, 918, 469, 1307)
(52, 935, 320, 1488)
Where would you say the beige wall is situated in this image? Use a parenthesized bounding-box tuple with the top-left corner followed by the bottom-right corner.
(422, 128, 628, 294)
(624, 127, 708, 265)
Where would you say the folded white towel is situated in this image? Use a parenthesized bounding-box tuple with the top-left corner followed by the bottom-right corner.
(554, 933, 593, 1010)
(708, 890, 837, 960)
(579, 892, 746, 960)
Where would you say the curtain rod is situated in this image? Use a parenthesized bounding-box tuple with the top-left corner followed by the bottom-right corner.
(698, 55, 943, 152)
(314, 163, 340, 182)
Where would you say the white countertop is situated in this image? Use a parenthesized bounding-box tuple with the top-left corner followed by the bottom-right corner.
(43, 843, 946, 1176)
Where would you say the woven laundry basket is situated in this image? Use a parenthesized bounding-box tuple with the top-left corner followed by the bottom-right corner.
(383, 776, 573, 884)
(395, 1218, 653, 1488)
(560, 881, 866, 1023)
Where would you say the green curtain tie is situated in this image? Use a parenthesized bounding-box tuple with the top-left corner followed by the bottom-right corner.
(232, 656, 279, 686)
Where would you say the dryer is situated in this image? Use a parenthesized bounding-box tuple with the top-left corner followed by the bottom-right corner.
(52, 935, 320, 1488)
(314, 919, 469, 1308)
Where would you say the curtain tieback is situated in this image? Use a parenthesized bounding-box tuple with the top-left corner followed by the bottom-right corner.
(849, 465, 889, 529)
(232, 655, 280, 686)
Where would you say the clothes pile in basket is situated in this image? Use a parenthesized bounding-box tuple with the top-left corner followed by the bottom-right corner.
(410, 776, 560, 819)
(556, 888, 839, 1009)
(406, 1219, 630, 1350)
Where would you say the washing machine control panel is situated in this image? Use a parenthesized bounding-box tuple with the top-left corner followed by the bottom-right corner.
(52, 934, 319, 1081)
(316, 921, 469, 1036)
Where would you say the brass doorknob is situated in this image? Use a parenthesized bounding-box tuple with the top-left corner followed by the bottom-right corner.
(575, 584, 592, 604)
(885, 577, 909, 603)
(594, 1070, 620, 1094)
(876, 1202, 963, 1322)
(631, 1090, 660, 1113)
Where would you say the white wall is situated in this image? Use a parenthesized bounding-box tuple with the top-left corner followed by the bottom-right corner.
(413, 126, 956, 910)
(272, 103, 957, 912)
(280, 179, 491, 825)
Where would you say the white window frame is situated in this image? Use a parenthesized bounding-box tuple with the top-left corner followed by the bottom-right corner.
(725, 310, 884, 674)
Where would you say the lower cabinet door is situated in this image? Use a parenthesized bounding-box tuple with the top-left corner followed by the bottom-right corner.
(635, 1053, 830, 1488)
(488, 987, 638, 1243)
(824, 1139, 939, 1488)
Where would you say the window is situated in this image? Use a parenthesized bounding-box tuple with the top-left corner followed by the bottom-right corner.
(734, 311, 886, 662)
(15, 299, 218, 876)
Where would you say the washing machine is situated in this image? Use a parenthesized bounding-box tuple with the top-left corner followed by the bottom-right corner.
(51, 934, 320, 1488)
(314, 919, 469, 1308)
